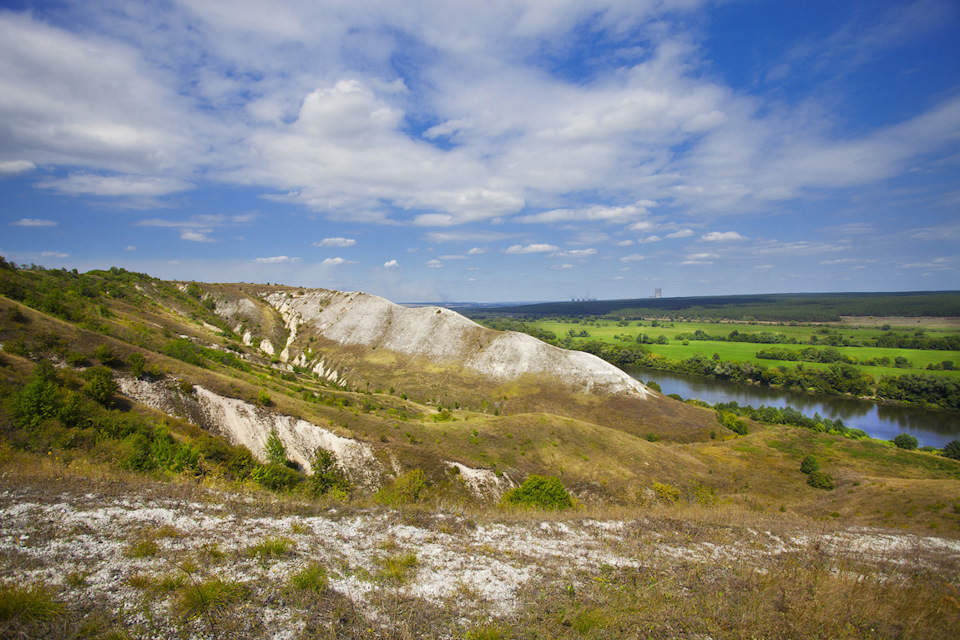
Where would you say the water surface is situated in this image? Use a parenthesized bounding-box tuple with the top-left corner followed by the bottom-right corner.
(628, 367, 960, 448)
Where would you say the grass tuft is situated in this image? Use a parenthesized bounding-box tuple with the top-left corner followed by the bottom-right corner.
(0, 582, 65, 624)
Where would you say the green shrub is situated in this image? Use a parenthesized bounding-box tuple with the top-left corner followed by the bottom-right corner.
(264, 429, 287, 466)
(893, 433, 919, 450)
(799, 455, 820, 474)
(807, 470, 834, 490)
(93, 344, 117, 366)
(257, 389, 272, 407)
(944, 440, 960, 461)
(82, 366, 118, 407)
(307, 447, 351, 497)
(128, 352, 146, 378)
(718, 410, 748, 436)
(502, 475, 573, 510)
(652, 481, 681, 504)
(377, 469, 428, 506)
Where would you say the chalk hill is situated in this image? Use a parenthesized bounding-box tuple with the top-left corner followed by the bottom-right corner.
(208, 284, 715, 442)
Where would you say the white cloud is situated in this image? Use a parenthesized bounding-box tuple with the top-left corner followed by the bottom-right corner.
(517, 202, 656, 225)
(0, 160, 36, 175)
(181, 231, 215, 243)
(467, 247, 487, 255)
(439, 254, 467, 260)
(701, 231, 746, 242)
(37, 173, 193, 197)
(254, 255, 300, 264)
(551, 264, 575, 270)
(638, 235, 662, 244)
(620, 254, 645, 262)
(551, 248, 597, 258)
(503, 243, 559, 254)
(383, 259, 399, 268)
(314, 237, 356, 247)
(425, 259, 444, 268)
(666, 229, 694, 239)
(617, 240, 634, 246)
(40, 251, 68, 258)
(11, 218, 56, 227)
(125, 245, 136, 251)
(321, 257, 347, 266)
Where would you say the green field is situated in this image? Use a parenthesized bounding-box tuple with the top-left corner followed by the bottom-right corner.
(523, 319, 960, 379)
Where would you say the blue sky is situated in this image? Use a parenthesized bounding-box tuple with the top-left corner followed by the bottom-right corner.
(1, 0, 958, 302)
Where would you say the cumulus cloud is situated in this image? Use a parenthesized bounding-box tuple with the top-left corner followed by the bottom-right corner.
(666, 229, 694, 239)
(11, 218, 56, 227)
(254, 256, 301, 263)
(701, 231, 746, 242)
(383, 259, 399, 268)
(425, 259, 444, 268)
(314, 237, 356, 247)
(551, 263, 575, 270)
(321, 257, 347, 266)
(620, 254, 645, 262)
(503, 243, 559, 254)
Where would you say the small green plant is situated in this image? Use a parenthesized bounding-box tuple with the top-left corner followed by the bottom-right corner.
(124, 538, 159, 558)
(0, 582, 64, 625)
(502, 475, 573, 510)
(807, 470, 835, 490)
(257, 388, 272, 407)
(466, 623, 510, 640)
(174, 577, 247, 620)
(288, 561, 328, 594)
(799, 455, 820, 474)
(644, 432, 660, 442)
(264, 429, 288, 467)
(377, 552, 418, 584)
(246, 536, 293, 560)
(893, 433, 919, 450)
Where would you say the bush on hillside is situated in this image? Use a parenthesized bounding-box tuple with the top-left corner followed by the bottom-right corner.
(944, 440, 960, 461)
(799, 455, 820, 475)
(893, 433, 919, 451)
(502, 475, 573, 510)
(806, 470, 834, 490)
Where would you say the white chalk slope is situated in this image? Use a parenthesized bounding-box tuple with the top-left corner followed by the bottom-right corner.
(265, 290, 652, 398)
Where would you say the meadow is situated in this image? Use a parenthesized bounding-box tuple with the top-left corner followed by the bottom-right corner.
(523, 318, 960, 380)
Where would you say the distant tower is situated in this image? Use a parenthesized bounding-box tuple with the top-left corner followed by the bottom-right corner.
(655, 288, 662, 299)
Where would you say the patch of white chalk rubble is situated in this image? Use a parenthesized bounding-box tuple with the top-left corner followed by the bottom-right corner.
(3, 486, 959, 639)
(263, 289, 652, 398)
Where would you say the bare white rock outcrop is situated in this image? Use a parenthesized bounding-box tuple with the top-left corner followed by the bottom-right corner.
(118, 378, 385, 488)
(263, 290, 652, 398)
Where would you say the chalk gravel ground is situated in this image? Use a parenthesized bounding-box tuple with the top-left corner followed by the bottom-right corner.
(2, 476, 959, 639)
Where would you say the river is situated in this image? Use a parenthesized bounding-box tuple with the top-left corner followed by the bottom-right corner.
(627, 367, 960, 448)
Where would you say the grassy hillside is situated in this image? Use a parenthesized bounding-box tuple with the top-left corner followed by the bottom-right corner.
(2, 259, 960, 638)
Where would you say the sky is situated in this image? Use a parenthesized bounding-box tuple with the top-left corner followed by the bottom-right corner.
(1, 0, 959, 303)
